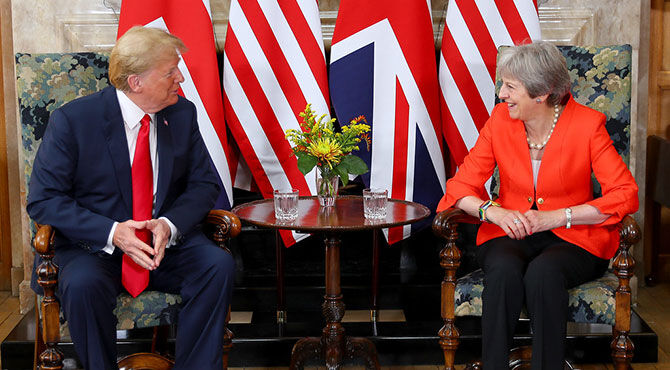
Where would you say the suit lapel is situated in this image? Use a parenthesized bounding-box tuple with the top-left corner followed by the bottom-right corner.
(100, 87, 133, 215)
(154, 112, 174, 216)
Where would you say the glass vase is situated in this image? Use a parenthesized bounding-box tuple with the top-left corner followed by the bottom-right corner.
(316, 170, 339, 207)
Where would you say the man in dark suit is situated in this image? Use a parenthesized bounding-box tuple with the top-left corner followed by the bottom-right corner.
(27, 26, 234, 369)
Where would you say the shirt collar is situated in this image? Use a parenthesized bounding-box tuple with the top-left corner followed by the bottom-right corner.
(115, 89, 155, 129)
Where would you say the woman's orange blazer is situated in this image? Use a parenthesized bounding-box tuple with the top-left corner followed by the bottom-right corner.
(437, 95, 638, 260)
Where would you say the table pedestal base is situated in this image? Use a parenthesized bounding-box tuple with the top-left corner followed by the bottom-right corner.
(289, 234, 380, 370)
(290, 335, 379, 370)
(233, 197, 430, 370)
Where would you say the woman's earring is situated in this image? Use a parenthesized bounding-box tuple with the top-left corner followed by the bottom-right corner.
(536, 98, 542, 103)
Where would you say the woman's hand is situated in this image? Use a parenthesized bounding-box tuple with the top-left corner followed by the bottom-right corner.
(486, 206, 532, 240)
(523, 209, 565, 234)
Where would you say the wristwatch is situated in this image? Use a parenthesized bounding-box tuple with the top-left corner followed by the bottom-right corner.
(478, 200, 500, 222)
(565, 207, 572, 229)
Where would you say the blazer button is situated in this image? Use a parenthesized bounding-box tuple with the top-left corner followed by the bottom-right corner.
(537, 198, 545, 205)
(527, 197, 533, 203)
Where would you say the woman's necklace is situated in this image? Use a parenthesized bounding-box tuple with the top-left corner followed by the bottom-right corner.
(527, 104, 559, 150)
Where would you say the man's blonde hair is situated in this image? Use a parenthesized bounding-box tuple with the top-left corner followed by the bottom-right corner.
(109, 26, 187, 91)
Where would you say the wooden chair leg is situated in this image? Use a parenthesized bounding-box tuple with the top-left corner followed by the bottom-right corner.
(36, 298, 64, 369)
(439, 322, 459, 370)
(434, 213, 463, 370)
(611, 327, 634, 370)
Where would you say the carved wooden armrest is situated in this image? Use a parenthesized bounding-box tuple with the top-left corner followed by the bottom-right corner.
(33, 223, 55, 255)
(203, 210, 242, 254)
(432, 207, 481, 289)
(33, 223, 57, 295)
(32, 223, 63, 367)
(432, 207, 481, 239)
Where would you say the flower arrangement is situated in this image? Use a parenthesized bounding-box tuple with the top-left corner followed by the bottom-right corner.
(286, 104, 370, 204)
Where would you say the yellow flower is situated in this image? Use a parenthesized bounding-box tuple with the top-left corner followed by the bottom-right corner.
(287, 104, 370, 181)
(307, 137, 343, 167)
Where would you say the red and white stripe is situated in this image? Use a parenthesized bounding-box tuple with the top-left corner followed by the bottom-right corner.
(439, 0, 541, 168)
(223, 0, 329, 245)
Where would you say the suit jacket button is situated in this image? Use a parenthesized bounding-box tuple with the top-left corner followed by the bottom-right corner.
(527, 197, 533, 203)
(537, 198, 545, 205)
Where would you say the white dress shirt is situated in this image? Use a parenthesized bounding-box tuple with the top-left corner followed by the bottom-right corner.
(531, 159, 541, 189)
(102, 90, 179, 254)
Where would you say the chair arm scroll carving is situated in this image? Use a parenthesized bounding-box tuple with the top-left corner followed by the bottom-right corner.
(33, 224, 57, 291)
(432, 207, 481, 240)
(204, 210, 242, 254)
(33, 223, 54, 254)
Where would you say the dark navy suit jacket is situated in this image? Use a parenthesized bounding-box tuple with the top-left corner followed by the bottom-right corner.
(27, 86, 221, 291)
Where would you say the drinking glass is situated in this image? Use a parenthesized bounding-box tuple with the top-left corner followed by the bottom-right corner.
(363, 188, 388, 219)
(273, 189, 299, 221)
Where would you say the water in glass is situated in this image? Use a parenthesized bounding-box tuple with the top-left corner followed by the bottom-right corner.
(273, 189, 299, 221)
(363, 188, 388, 219)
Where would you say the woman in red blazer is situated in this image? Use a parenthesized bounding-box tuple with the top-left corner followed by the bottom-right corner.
(436, 42, 638, 370)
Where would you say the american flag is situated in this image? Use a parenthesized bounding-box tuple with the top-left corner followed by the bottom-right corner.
(329, 0, 446, 244)
(118, 0, 234, 209)
(223, 0, 329, 245)
(439, 0, 541, 169)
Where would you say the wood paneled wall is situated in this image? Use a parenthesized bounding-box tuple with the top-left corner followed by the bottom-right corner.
(0, 4, 13, 291)
(646, 0, 670, 282)
(649, 0, 670, 138)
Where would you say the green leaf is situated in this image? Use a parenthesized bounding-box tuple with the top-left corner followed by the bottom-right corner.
(333, 165, 349, 186)
(340, 155, 368, 175)
(297, 155, 318, 175)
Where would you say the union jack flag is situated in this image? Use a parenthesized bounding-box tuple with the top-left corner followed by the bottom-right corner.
(118, 0, 234, 209)
(329, 0, 446, 243)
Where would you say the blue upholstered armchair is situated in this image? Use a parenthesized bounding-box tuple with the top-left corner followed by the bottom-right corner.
(16, 53, 241, 370)
(432, 45, 640, 369)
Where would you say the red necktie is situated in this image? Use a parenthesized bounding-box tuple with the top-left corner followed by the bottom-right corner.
(122, 114, 152, 297)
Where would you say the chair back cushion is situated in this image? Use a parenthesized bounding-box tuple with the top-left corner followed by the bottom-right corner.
(560, 45, 632, 162)
(17, 53, 183, 330)
(16, 53, 110, 195)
